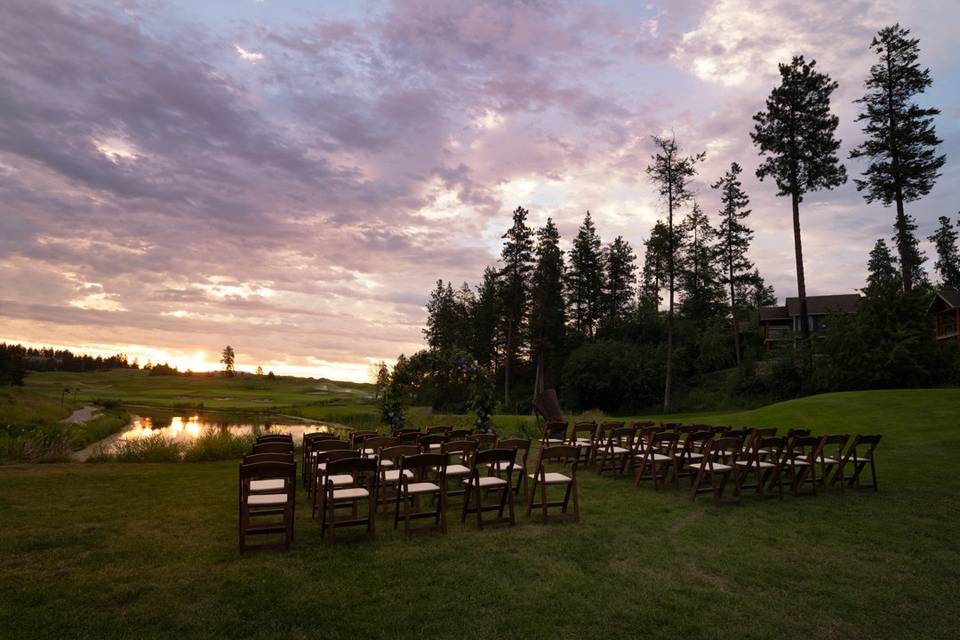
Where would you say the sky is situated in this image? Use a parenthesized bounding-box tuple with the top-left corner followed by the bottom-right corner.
(1, 0, 958, 382)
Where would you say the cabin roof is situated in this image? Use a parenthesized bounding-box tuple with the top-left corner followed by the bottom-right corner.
(929, 288, 960, 312)
(759, 294, 860, 322)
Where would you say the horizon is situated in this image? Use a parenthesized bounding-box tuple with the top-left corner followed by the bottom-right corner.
(2, 0, 958, 383)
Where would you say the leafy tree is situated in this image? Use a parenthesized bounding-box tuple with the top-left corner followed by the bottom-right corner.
(603, 236, 637, 323)
(712, 162, 755, 366)
(220, 345, 236, 377)
(561, 340, 663, 412)
(850, 24, 945, 292)
(497, 206, 535, 408)
(267, 370, 276, 380)
(0, 344, 27, 386)
(752, 55, 847, 341)
(679, 202, 723, 324)
(566, 211, 605, 337)
(255, 365, 263, 376)
(529, 218, 566, 397)
(928, 215, 960, 288)
(373, 361, 390, 400)
(864, 238, 901, 299)
(646, 134, 705, 410)
(424, 280, 473, 351)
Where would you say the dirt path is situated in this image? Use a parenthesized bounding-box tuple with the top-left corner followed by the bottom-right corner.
(62, 405, 101, 425)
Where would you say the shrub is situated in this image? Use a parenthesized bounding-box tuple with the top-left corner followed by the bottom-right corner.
(561, 340, 663, 412)
(108, 435, 184, 462)
(183, 431, 256, 462)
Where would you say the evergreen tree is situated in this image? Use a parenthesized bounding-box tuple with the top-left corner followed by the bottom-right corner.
(472, 267, 499, 370)
(529, 218, 566, 397)
(747, 270, 777, 309)
(864, 238, 901, 299)
(497, 206, 535, 408)
(752, 55, 847, 341)
(566, 211, 605, 338)
(679, 202, 723, 324)
(928, 215, 960, 288)
(603, 235, 637, 323)
(712, 162, 754, 367)
(646, 134, 705, 410)
(220, 345, 236, 377)
(639, 220, 670, 309)
(850, 24, 945, 292)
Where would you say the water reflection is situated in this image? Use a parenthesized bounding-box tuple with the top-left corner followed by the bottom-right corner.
(117, 414, 345, 445)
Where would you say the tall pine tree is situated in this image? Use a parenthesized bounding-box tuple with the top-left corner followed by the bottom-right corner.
(712, 162, 754, 366)
(639, 220, 670, 310)
(529, 218, 566, 397)
(566, 211, 605, 338)
(646, 135, 705, 410)
(928, 215, 960, 289)
(603, 236, 638, 323)
(864, 238, 901, 299)
(850, 24, 945, 292)
(472, 267, 500, 370)
(497, 206, 535, 408)
(679, 202, 723, 324)
(752, 55, 847, 341)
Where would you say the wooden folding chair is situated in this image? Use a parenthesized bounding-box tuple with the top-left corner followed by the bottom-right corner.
(349, 430, 379, 448)
(257, 434, 292, 445)
(541, 421, 568, 447)
(784, 435, 820, 496)
(689, 436, 740, 502)
(438, 440, 477, 501)
(239, 461, 296, 552)
(815, 434, 850, 493)
(634, 432, 678, 490)
(734, 435, 785, 499)
(426, 425, 453, 436)
(526, 445, 580, 523)
(378, 444, 418, 511)
(672, 430, 711, 481)
(320, 456, 378, 541)
(568, 421, 598, 467)
(419, 433, 449, 453)
(449, 428, 473, 440)
(397, 430, 420, 445)
(462, 448, 516, 528)
(251, 441, 293, 456)
(394, 453, 447, 535)
(833, 434, 881, 491)
(486, 437, 531, 497)
(361, 435, 398, 466)
(468, 433, 498, 450)
(311, 449, 360, 519)
(596, 424, 634, 477)
(306, 439, 350, 498)
(302, 433, 338, 488)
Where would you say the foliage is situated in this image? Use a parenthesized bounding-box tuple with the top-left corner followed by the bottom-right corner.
(497, 206, 535, 407)
(602, 235, 637, 324)
(928, 215, 960, 288)
(679, 202, 724, 323)
(529, 217, 566, 392)
(561, 340, 663, 412)
(566, 211, 605, 337)
(182, 431, 257, 462)
(220, 346, 236, 377)
(148, 362, 179, 376)
(0, 344, 27, 386)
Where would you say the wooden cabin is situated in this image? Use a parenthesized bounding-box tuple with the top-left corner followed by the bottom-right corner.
(929, 288, 960, 345)
(759, 294, 861, 351)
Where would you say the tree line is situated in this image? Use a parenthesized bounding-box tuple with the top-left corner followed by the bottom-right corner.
(387, 23, 955, 415)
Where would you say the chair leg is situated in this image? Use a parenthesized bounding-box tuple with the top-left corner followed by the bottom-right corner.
(526, 476, 537, 516)
(507, 485, 516, 525)
(571, 480, 580, 522)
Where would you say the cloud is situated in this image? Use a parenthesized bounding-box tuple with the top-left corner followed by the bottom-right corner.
(0, 0, 957, 380)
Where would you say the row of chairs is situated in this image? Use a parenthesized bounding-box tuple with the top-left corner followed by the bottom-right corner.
(238, 430, 582, 550)
(540, 420, 881, 502)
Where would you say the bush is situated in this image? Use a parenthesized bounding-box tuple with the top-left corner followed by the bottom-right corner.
(561, 340, 663, 412)
(183, 431, 256, 462)
(0, 423, 73, 463)
(107, 435, 184, 462)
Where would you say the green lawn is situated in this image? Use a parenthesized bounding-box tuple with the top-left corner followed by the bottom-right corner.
(1, 389, 959, 639)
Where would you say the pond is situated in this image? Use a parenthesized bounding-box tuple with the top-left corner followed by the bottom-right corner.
(76, 414, 350, 460)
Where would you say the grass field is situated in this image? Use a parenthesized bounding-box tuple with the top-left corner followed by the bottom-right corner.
(1, 389, 959, 639)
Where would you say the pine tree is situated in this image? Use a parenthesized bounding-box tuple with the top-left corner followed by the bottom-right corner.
(864, 238, 901, 299)
(747, 270, 777, 309)
(850, 24, 945, 292)
(679, 202, 723, 324)
(928, 215, 960, 288)
(220, 345, 236, 377)
(498, 206, 535, 408)
(752, 55, 847, 341)
(472, 267, 499, 370)
(603, 236, 637, 323)
(712, 162, 754, 367)
(639, 220, 671, 309)
(646, 135, 705, 410)
(566, 211, 605, 338)
(529, 218, 566, 397)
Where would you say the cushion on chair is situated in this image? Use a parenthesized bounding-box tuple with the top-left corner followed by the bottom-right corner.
(528, 472, 572, 484)
(249, 478, 285, 492)
(440, 464, 470, 476)
(405, 482, 441, 494)
(332, 487, 369, 500)
(328, 474, 354, 486)
(464, 476, 508, 487)
(609, 446, 630, 454)
(382, 469, 414, 482)
(247, 493, 288, 506)
(686, 463, 732, 471)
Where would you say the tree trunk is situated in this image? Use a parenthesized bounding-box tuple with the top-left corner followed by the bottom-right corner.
(664, 182, 675, 411)
(792, 189, 810, 340)
(531, 347, 543, 411)
(729, 261, 742, 368)
(504, 323, 512, 408)
(894, 187, 912, 292)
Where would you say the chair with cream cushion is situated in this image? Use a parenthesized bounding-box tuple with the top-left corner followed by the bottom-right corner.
(320, 456, 378, 541)
(784, 435, 820, 496)
(568, 421, 597, 467)
(378, 444, 418, 511)
(311, 449, 360, 520)
(734, 435, 785, 499)
(832, 434, 881, 491)
(438, 440, 477, 502)
(689, 436, 739, 502)
(526, 445, 580, 523)
(486, 437, 531, 497)
(814, 434, 849, 493)
(540, 421, 569, 448)
(239, 460, 296, 552)
(394, 452, 447, 534)
(306, 439, 350, 498)
(596, 424, 634, 477)
(462, 448, 516, 528)
(634, 431, 678, 490)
